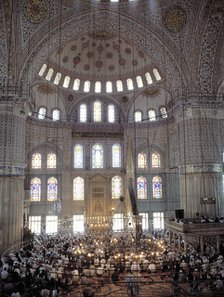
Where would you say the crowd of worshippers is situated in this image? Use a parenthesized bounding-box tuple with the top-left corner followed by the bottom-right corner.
(1, 231, 224, 296)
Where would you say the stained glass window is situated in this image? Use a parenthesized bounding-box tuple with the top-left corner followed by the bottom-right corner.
(137, 176, 147, 199)
(138, 153, 147, 168)
(108, 104, 115, 123)
(112, 144, 121, 167)
(38, 107, 46, 119)
(73, 177, 84, 200)
(148, 109, 156, 121)
(93, 101, 101, 122)
(52, 109, 60, 121)
(74, 144, 83, 168)
(47, 153, 56, 169)
(47, 177, 58, 202)
(30, 177, 41, 202)
(92, 144, 103, 168)
(152, 153, 161, 168)
(159, 106, 168, 118)
(112, 176, 122, 199)
(135, 111, 142, 122)
(32, 153, 41, 169)
(152, 176, 162, 198)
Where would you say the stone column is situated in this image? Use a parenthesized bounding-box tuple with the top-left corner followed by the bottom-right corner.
(0, 100, 27, 253)
(175, 98, 223, 218)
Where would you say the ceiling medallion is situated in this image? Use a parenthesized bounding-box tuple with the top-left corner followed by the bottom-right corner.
(88, 31, 115, 40)
(164, 6, 187, 33)
(37, 83, 55, 95)
(144, 87, 159, 97)
(24, 0, 47, 24)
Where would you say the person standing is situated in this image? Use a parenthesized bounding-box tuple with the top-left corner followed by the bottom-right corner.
(126, 269, 134, 297)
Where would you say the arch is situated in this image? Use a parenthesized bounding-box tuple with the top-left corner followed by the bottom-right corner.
(112, 176, 122, 199)
(20, 11, 189, 96)
(47, 177, 58, 202)
(27, 143, 64, 170)
(73, 177, 84, 200)
(92, 143, 104, 169)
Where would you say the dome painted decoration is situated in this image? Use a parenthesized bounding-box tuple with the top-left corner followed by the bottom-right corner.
(164, 6, 187, 33)
(24, 0, 47, 24)
(50, 32, 152, 81)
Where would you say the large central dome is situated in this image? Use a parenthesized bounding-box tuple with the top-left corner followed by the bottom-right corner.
(50, 31, 152, 81)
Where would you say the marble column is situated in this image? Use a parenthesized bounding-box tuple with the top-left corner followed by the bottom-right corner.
(0, 100, 27, 253)
(175, 99, 223, 218)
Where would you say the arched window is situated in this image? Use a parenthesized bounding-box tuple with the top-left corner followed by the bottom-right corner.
(134, 111, 142, 122)
(152, 153, 161, 168)
(152, 176, 162, 198)
(127, 78, 134, 90)
(30, 177, 41, 202)
(112, 144, 121, 167)
(47, 153, 56, 169)
(93, 101, 101, 122)
(106, 81, 113, 93)
(153, 68, 161, 81)
(95, 81, 101, 93)
(63, 76, 70, 88)
(80, 104, 87, 123)
(148, 109, 156, 121)
(145, 72, 153, 85)
(74, 144, 83, 168)
(108, 104, 115, 123)
(73, 78, 80, 91)
(47, 177, 58, 202)
(92, 144, 103, 168)
(45, 68, 54, 81)
(116, 80, 123, 92)
(32, 153, 41, 169)
(39, 64, 47, 76)
(38, 107, 46, 119)
(136, 76, 143, 88)
(137, 176, 147, 199)
(112, 176, 122, 199)
(53, 72, 62, 85)
(138, 153, 147, 169)
(52, 109, 60, 121)
(159, 106, 168, 118)
(84, 80, 91, 92)
(73, 177, 84, 200)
